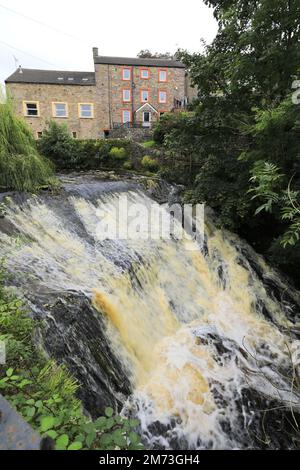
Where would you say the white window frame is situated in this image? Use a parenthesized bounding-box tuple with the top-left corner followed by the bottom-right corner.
(52, 102, 68, 118)
(122, 109, 131, 123)
(122, 68, 131, 81)
(140, 69, 149, 79)
(23, 101, 40, 117)
(159, 91, 167, 104)
(159, 69, 167, 82)
(78, 103, 94, 118)
(122, 89, 131, 102)
(141, 90, 149, 102)
(143, 111, 151, 122)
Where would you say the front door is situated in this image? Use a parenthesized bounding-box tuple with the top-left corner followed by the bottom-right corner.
(143, 111, 151, 127)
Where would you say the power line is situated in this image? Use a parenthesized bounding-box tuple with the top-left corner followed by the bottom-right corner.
(0, 40, 57, 66)
(0, 3, 92, 46)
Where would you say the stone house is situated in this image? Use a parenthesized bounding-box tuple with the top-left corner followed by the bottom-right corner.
(5, 48, 196, 139)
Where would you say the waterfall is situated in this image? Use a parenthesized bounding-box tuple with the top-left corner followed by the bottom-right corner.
(0, 175, 299, 449)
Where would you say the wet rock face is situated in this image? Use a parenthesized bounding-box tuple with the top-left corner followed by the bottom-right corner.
(31, 292, 132, 417)
(1, 173, 300, 449)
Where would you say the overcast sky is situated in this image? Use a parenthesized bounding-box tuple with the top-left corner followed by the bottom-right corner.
(0, 0, 218, 86)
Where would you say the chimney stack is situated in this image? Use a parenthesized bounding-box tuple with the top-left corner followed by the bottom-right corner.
(92, 47, 98, 59)
(18, 65, 23, 74)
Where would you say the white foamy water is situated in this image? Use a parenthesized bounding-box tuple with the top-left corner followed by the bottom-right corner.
(0, 185, 299, 449)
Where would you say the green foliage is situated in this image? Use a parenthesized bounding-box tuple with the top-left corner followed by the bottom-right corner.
(109, 146, 127, 160)
(182, 1, 300, 106)
(141, 140, 155, 149)
(123, 161, 133, 170)
(141, 155, 159, 172)
(0, 153, 54, 192)
(0, 369, 143, 450)
(155, 0, 300, 286)
(153, 112, 191, 145)
(38, 122, 132, 171)
(0, 262, 143, 450)
(249, 161, 300, 248)
(37, 121, 79, 169)
(249, 162, 284, 214)
(137, 50, 174, 59)
(0, 98, 54, 191)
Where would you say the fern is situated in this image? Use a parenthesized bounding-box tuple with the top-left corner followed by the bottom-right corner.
(249, 161, 284, 213)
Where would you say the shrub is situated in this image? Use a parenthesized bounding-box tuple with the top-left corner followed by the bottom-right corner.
(38, 121, 79, 169)
(109, 146, 127, 160)
(153, 112, 191, 144)
(141, 140, 155, 149)
(0, 98, 53, 191)
(76, 139, 110, 169)
(141, 155, 159, 172)
(38, 129, 132, 171)
(123, 161, 133, 170)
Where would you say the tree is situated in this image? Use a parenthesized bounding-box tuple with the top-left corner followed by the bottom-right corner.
(137, 50, 173, 59)
(184, 0, 300, 105)
(38, 121, 79, 169)
(156, 0, 300, 286)
(0, 98, 53, 191)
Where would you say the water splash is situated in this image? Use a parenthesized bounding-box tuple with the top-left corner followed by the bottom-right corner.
(0, 182, 299, 449)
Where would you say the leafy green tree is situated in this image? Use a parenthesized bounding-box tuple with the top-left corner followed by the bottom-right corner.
(38, 121, 79, 169)
(0, 98, 53, 191)
(155, 0, 300, 285)
(137, 50, 173, 59)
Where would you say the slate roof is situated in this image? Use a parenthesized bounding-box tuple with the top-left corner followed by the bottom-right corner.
(5, 68, 96, 85)
(94, 55, 185, 68)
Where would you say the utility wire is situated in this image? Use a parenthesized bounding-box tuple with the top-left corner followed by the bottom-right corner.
(0, 3, 92, 46)
(0, 40, 57, 66)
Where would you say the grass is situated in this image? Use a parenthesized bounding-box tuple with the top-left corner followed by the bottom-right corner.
(0, 95, 54, 192)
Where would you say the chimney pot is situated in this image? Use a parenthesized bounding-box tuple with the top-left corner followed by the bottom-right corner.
(93, 47, 98, 58)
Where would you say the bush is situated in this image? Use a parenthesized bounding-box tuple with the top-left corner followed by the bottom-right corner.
(0, 98, 54, 191)
(141, 140, 155, 149)
(141, 155, 159, 172)
(38, 124, 132, 171)
(123, 161, 133, 170)
(153, 112, 191, 144)
(75, 139, 110, 169)
(38, 121, 79, 170)
(109, 146, 127, 160)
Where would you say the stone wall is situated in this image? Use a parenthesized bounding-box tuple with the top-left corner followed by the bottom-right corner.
(6, 82, 107, 139)
(95, 64, 186, 127)
(6, 63, 186, 139)
(107, 127, 153, 142)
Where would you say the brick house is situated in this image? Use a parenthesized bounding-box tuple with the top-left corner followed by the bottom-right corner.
(5, 48, 194, 139)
